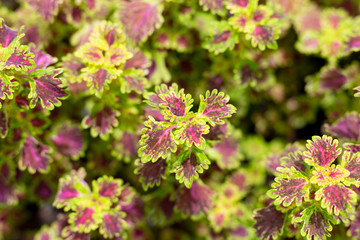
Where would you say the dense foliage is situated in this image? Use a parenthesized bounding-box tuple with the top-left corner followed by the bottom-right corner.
(1, 0, 360, 239)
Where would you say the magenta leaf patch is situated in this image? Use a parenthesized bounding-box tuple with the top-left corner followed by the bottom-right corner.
(171, 150, 210, 188)
(121, 71, 148, 94)
(53, 168, 91, 210)
(227, 0, 249, 8)
(99, 211, 125, 239)
(198, 89, 236, 126)
(175, 121, 209, 149)
(0, 20, 18, 47)
(279, 151, 308, 173)
(5, 46, 35, 71)
(268, 177, 310, 207)
(349, 212, 360, 239)
(82, 106, 119, 140)
(19, 135, 51, 174)
(295, 206, 335, 240)
(68, 206, 99, 233)
(92, 176, 123, 202)
(315, 184, 356, 216)
(61, 226, 91, 240)
(325, 112, 360, 141)
(119, 0, 164, 43)
(212, 136, 241, 170)
(174, 182, 213, 217)
(29, 46, 57, 71)
(253, 204, 284, 240)
(346, 35, 360, 52)
(28, 70, 68, 110)
(138, 116, 177, 163)
(319, 68, 347, 91)
(51, 124, 83, 159)
(135, 158, 167, 190)
(303, 135, 341, 168)
(310, 166, 349, 186)
(84, 68, 116, 97)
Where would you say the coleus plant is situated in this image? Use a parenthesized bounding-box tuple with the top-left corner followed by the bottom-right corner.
(254, 135, 360, 240)
(136, 83, 236, 189)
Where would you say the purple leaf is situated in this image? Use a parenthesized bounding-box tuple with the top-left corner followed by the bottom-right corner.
(51, 124, 83, 159)
(266, 145, 300, 174)
(229, 172, 247, 191)
(227, 0, 249, 8)
(247, 25, 279, 51)
(304, 135, 341, 168)
(135, 158, 167, 190)
(253, 204, 284, 240)
(69, 207, 99, 233)
(92, 176, 123, 201)
(212, 135, 240, 169)
(344, 143, 360, 153)
(199, 89, 236, 126)
(138, 116, 177, 163)
(19, 135, 51, 174)
(346, 35, 360, 52)
(123, 51, 150, 70)
(54, 168, 91, 210)
(175, 121, 209, 149)
(279, 151, 308, 173)
(319, 68, 347, 91)
(84, 68, 116, 97)
(29, 70, 68, 110)
(174, 182, 213, 217)
(268, 177, 310, 207)
(315, 184, 356, 216)
(112, 132, 138, 160)
(26, 0, 61, 21)
(0, 20, 18, 47)
(341, 151, 360, 180)
(99, 211, 125, 239)
(82, 106, 119, 139)
(296, 206, 335, 240)
(171, 150, 210, 188)
(120, 195, 144, 226)
(0, 108, 9, 138)
(5, 46, 35, 71)
(199, 0, 224, 12)
(349, 211, 360, 239)
(326, 113, 360, 140)
(29, 46, 57, 71)
(119, 0, 164, 43)
(121, 73, 147, 94)
(203, 122, 227, 140)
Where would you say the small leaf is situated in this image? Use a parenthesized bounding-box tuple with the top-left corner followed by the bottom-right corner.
(346, 35, 360, 53)
(268, 176, 310, 207)
(348, 211, 360, 239)
(99, 211, 125, 239)
(253, 204, 284, 240)
(0, 20, 19, 47)
(199, 0, 224, 13)
(0, 107, 9, 138)
(341, 151, 360, 181)
(246, 25, 279, 51)
(51, 124, 84, 159)
(61, 226, 90, 240)
(171, 149, 210, 188)
(280, 151, 308, 173)
(310, 165, 349, 186)
(121, 69, 148, 94)
(84, 68, 117, 97)
(325, 112, 360, 141)
(303, 135, 341, 168)
(210, 135, 241, 170)
(82, 106, 119, 140)
(0, 72, 17, 107)
(175, 120, 209, 149)
(319, 67, 347, 91)
(53, 168, 91, 211)
(198, 89, 236, 126)
(203, 21, 238, 54)
(19, 135, 51, 174)
(295, 206, 336, 240)
(135, 158, 167, 190)
(315, 184, 356, 216)
(4, 45, 35, 71)
(174, 182, 213, 217)
(119, 0, 164, 43)
(138, 116, 177, 163)
(26, 0, 61, 21)
(29, 46, 57, 71)
(92, 176, 123, 201)
(69, 206, 101, 233)
(28, 70, 68, 110)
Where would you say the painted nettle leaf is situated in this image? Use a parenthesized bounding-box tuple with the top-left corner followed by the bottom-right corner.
(138, 83, 236, 189)
(257, 135, 360, 240)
